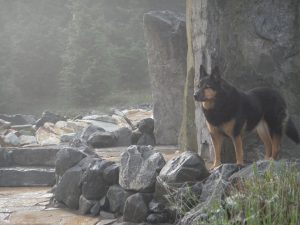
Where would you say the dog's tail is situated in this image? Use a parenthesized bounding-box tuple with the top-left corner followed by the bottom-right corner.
(286, 118, 300, 144)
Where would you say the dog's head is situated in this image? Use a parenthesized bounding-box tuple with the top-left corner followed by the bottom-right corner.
(194, 65, 221, 102)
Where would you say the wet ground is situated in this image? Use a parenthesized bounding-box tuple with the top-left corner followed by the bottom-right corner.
(0, 146, 181, 225)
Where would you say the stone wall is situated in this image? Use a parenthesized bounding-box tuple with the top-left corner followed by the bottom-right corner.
(183, 0, 300, 162)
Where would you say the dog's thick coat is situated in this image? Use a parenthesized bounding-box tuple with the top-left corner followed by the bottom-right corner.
(194, 65, 299, 168)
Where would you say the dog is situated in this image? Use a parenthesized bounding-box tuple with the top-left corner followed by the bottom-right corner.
(194, 65, 300, 169)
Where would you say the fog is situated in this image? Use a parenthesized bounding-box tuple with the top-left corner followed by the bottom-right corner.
(0, 0, 185, 115)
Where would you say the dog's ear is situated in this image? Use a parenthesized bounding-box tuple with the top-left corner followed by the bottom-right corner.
(200, 65, 208, 78)
(211, 66, 221, 81)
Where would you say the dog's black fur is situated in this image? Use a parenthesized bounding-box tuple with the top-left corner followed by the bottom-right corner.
(194, 65, 299, 167)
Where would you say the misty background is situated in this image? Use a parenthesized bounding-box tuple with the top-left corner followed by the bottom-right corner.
(0, 0, 185, 115)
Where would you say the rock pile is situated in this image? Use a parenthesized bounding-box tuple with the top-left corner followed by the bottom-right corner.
(0, 108, 154, 148)
(52, 146, 210, 224)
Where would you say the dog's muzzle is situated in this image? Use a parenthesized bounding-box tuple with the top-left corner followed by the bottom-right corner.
(194, 91, 206, 102)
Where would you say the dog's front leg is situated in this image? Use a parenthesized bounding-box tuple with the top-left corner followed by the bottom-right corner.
(210, 131, 224, 169)
(232, 135, 244, 165)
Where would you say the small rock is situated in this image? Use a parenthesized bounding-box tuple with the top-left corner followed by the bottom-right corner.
(78, 195, 97, 215)
(114, 127, 132, 147)
(4, 132, 20, 146)
(87, 131, 116, 148)
(119, 145, 166, 192)
(149, 200, 166, 213)
(100, 211, 117, 219)
(60, 133, 76, 143)
(106, 185, 133, 214)
(90, 200, 102, 216)
(95, 219, 117, 225)
(137, 118, 154, 134)
(123, 193, 153, 223)
(99, 196, 110, 211)
(19, 135, 37, 146)
(146, 212, 170, 224)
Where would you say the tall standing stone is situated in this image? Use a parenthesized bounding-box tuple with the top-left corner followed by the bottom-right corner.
(144, 10, 187, 145)
(184, 0, 300, 163)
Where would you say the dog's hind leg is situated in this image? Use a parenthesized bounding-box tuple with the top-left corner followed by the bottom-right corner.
(271, 135, 282, 159)
(256, 120, 272, 159)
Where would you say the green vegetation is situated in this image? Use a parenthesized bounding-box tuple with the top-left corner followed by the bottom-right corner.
(202, 163, 300, 225)
(0, 0, 184, 114)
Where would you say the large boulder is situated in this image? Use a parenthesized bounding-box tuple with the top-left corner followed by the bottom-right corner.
(144, 10, 187, 145)
(119, 145, 166, 192)
(54, 166, 83, 209)
(182, 0, 300, 163)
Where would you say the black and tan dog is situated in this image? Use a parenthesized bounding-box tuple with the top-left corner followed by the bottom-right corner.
(194, 65, 299, 169)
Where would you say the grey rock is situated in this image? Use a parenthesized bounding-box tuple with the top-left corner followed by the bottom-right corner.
(96, 219, 117, 225)
(114, 127, 132, 147)
(146, 213, 170, 224)
(103, 164, 119, 186)
(158, 151, 209, 184)
(119, 145, 166, 192)
(60, 133, 76, 143)
(99, 196, 110, 211)
(87, 131, 116, 148)
(100, 211, 117, 219)
(123, 193, 153, 223)
(4, 132, 20, 146)
(144, 10, 187, 145)
(137, 133, 156, 146)
(78, 195, 97, 215)
(0, 146, 60, 167)
(81, 159, 113, 200)
(106, 185, 133, 214)
(137, 118, 154, 134)
(35, 111, 66, 128)
(0, 166, 55, 187)
(55, 166, 83, 209)
(19, 135, 37, 146)
(149, 200, 166, 213)
(90, 200, 102, 216)
(55, 147, 87, 177)
(80, 124, 105, 141)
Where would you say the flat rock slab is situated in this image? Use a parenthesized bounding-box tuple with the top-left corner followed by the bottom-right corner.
(0, 146, 61, 167)
(0, 167, 55, 187)
(0, 187, 100, 225)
